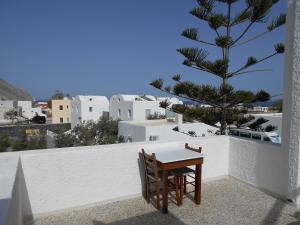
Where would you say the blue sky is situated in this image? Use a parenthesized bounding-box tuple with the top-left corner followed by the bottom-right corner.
(0, 0, 286, 100)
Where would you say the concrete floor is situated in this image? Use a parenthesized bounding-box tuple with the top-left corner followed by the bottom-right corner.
(29, 178, 300, 225)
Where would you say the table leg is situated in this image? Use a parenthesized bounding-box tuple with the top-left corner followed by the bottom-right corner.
(194, 164, 202, 204)
(162, 170, 169, 213)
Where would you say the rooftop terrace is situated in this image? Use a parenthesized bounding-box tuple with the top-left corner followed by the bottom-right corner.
(0, 135, 296, 225)
(29, 178, 299, 225)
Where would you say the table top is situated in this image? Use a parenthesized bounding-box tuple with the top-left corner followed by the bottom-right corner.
(155, 149, 204, 164)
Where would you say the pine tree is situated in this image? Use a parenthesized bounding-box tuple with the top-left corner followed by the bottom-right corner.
(150, 0, 285, 134)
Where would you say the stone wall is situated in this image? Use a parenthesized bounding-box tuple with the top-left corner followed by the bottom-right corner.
(0, 123, 71, 136)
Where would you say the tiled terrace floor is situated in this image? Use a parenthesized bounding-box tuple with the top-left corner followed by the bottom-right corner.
(29, 178, 300, 225)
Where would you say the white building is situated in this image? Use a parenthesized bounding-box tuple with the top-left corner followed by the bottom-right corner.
(109, 94, 182, 121)
(118, 113, 218, 142)
(14, 101, 45, 119)
(71, 95, 109, 128)
(252, 106, 269, 112)
(0, 100, 14, 122)
(14, 101, 31, 118)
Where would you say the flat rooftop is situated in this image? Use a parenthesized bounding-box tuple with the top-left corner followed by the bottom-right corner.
(120, 119, 177, 127)
(29, 178, 299, 225)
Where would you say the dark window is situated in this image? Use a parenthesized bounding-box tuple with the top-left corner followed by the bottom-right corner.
(229, 130, 239, 136)
(60, 117, 63, 123)
(252, 134, 261, 140)
(89, 107, 93, 112)
(240, 132, 251, 138)
(263, 136, 271, 142)
(59, 105, 63, 110)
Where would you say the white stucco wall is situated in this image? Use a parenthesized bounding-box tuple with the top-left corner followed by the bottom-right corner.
(0, 152, 20, 225)
(16, 101, 31, 118)
(109, 96, 134, 121)
(229, 137, 286, 198)
(0, 135, 295, 223)
(132, 101, 165, 121)
(71, 96, 109, 128)
(281, 0, 300, 204)
(109, 95, 170, 121)
(0, 101, 14, 120)
(0, 136, 229, 220)
(118, 122, 146, 142)
(118, 120, 218, 143)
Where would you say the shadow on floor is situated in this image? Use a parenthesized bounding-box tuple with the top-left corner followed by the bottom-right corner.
(92, 211, 186, 225)
(260, 198, 300, 225)
(261, 199, 287, 225)
(288, 211, 300, 225)
(0, 198, 11, 225)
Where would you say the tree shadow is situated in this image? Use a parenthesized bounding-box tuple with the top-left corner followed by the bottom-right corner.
(92, 211, 186, 225)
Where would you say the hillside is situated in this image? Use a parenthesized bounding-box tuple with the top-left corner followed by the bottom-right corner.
(0, 79, 33, 101)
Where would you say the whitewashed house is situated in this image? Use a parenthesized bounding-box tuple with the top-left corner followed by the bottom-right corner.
(252, 106, 269, 112)
(71, 95, 109, 128)
(14, 101, 31, 118)
(0, 100, 14, 122)
(109, 94, 182, 121)
(14, 101, 45, 119)
(118, 113, 218, 142)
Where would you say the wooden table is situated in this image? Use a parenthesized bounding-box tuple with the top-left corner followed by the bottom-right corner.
(155, 149, 204, 213)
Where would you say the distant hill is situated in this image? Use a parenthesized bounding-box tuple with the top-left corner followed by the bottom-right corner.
(0, 79, 33, 101)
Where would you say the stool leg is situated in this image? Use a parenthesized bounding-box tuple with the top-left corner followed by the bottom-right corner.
(183, 176, 187, 194)
(146, 178, 150, 203)
(174, 176, 180, 206)
(156, 180, 161, 210)
(180, 175, 183, 205)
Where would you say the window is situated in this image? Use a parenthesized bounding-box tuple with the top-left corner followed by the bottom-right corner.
(127, 137, 132, 142)
(149, 135, 159, 141)
(78, 116, 82, 121)
(118, 109, 121, 118)
(67, 105, 69, 109)
(145, 109, 151, 119)
(67, 117, 69, 123)
(128, 109, 131, 118)
(240, 132, 251, 138)
(60, 117, 63, 123)
(263, 136, 271, 142)
(89, 98, 92, 101)
(89, 107, 93, 112)
(59, 105, 63, 110)
(252, 133, 261, 140)
(229, 130, 239, 136)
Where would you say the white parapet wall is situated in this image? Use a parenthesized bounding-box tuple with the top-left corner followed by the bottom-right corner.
(229, 137, 287, 198)
(0, 152, 20, 225)
(0, 135, 291, 225)
(0, 136, 229, 225)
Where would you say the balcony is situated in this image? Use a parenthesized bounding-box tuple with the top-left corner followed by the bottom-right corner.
(29, 178, 299, 225)
(0, 136, 297, 225)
